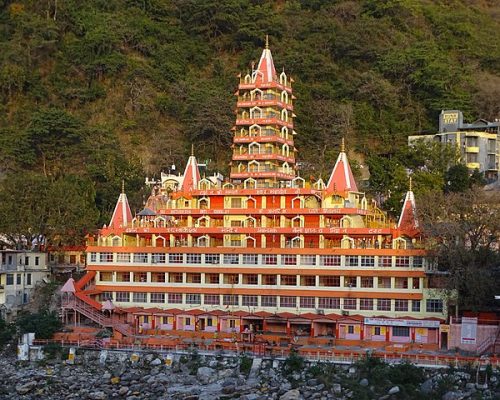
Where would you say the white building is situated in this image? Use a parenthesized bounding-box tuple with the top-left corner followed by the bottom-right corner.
(0, 250, 50, 321)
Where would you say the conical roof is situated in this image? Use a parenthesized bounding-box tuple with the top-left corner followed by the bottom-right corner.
(398, 188, 419, 230)
(254, 37, 277, 85)
(180, 152, 200, 192)
(326, 140, 358, 194)
(109, 190, 133, 228)
(60, 278, 76, 293)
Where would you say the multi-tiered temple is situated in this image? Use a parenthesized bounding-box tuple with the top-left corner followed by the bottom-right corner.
(63, 42, 446, 348)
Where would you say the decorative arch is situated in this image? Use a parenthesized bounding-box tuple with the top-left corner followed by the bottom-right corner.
(196, 215, 210, 227)
(248, 160, 260, 172)
(155, 235, 166, 247)
(223, 182, 235, 189)
(393, 237, 408, 250)
(111, 235, 122, 247)
(244, 216, 256, 227)
(340, 216, 352, 228)
(291, 216, 303, 228)
(244, 178, 257, 189)
(280, 71, 287, 86)
(280, 89, 288, 103)
(281, 108, 288, 122)
(313, 179, 326, 190)
(341, 236, 355, 249)
(245, 197, 256, 208)
(244, 73, 252, 84)
(197, 235, 209, 247)
(249, 142, 261, 155)
(245, 236, 256, 248)
(281, 126, 289, 139)
(292, 176, 305, 188)
(291, 195, 304, 208)
(154, 216, 167, 228)
(290, 236, 302, 248)
(250, 88, 263, 100)
(198, 196, 209, 209)
(198, 178, 212, 190)
(249, 124, 261, 137)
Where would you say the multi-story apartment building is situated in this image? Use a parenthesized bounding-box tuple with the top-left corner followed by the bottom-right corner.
(409, 110, 500, 181)
(0, 250, 50, 320)
(63, 42, 447, 348)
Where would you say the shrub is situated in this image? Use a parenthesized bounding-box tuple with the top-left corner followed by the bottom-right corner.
(239, 354, 253, 375)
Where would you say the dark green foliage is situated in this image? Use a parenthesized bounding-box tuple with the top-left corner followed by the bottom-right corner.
(16, 310, 63, 340)
(0, 0, 498, 233)
(283, 349, 305, 376)
(239, 354, 253, 376)
(0, 316, 15, 347)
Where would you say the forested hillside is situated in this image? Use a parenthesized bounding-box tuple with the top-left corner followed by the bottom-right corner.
(0, 0, 499, 244)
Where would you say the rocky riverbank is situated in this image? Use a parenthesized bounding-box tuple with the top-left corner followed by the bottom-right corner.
(0, 347, 498, 400)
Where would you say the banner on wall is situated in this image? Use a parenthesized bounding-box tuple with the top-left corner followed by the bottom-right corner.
(461, 317, 478, 344)
(364, 318, 440, 328)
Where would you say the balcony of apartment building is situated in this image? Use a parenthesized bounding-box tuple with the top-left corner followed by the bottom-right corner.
(237, 91, 293, 109)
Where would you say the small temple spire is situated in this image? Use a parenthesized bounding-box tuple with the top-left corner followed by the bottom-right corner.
(121, 179, 125, 194)
(409, 176, 413, 192)
(325, 138, 358, 195)
(180, 152, 201, 192)
(265, 34, 269, 49)
(109, 189, 133, 229)
(191, 143, 194, 156)
(398, 180, 419, 230)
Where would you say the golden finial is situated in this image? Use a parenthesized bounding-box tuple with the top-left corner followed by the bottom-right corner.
(265, 34, 269, 49)
(191, 143, 194, 156)
(340, 137, 345, 152)
(121, 179, 125, 194)
(409, 176, 413, 192)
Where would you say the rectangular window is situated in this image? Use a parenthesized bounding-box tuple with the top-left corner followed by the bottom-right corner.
(169, 253, 184, 263)
(319, 255, 341, 266)
(360, 256, 375, 267)
(186, 293, 201, 305)
(26, 273, 32, 286)
(300, 275, 316, 286)
(412, 300, 421, 312)
(262, 275, 277, 285)
(300, 255, 316, 266)
(186, 273, 201, 284)
(223, 295, 239, 306)
(35, 256, 40, 266)
(168, 293, 182, 304)
(412, 278, 420, 289)
(116, 292, 130, 302)
(16, 274, 21, 285)
(242, 254, 258, 264)
(262, 254, 277, 265)
(345, 256, 359, 267)
(99, 252, 113, 262)
(361, 276, 373, 288)
(319, 275, 340, 287)
(347, 325, 354, 334)
(343, 298, 357, 310)
(150, 293, 165, 303)
(426, 299, 444, 313)
(133, 253, 148, 263)
(242, 295, 258, 306)
(187, 253, 202, 264)
(395, 277, 408, 289)
(377, 277, 391, 288)
(280, 296, 296, 308)
(282, 254, 297, 265)
(229, 319, 236, 329)
(99, 272, 113, 282)
(344, 276, 357, 288)
(223, 274, 239, 284)
(377, 298, 391, 311)
(169, 272, 183, 283)
(24, 256, 29, 265)
(133, 272, 147, 282)
(205, 273, 220, 284)
(395, 299, 409, 312)
(133, 292, 147, 303)
(261, 296, 277, 307)
(412, 256, 423, 268)
(280, 275, 297, 286)
(379, 256, 392, 267)
(116, 253, 131, 263)
(205, 254, 220, 264)
(101, 291, 113, 301)
(360, 298, 373, 310)
(230, 198, 242, 208)
(318, 297, 340, 309)
(223, 254, 239, 264)
(206, 318, 213, 327)
(393, 326, 410, 337)
(242, 274, 258, 285)
(204, 294, 220, 305)
(374, 326, 381, 336)
(90, 252, 97, 262)
(117, 272, 130, 282)
(152, 253, 166, 264)
(395, 256, 410, 268)
(300, 297, 315, 309)
(151, 272, 165, 283)
(185, 317, 191, 326)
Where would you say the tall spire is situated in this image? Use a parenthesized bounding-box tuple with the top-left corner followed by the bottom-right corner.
(254, 36, 277, 84)
(109, 189, 133, 229)
(398, 177, 419, 230)
(326, 139, 358, 195)
(180, 148, 200, 192)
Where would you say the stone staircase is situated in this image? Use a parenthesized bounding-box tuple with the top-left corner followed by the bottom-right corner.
(63, 295, 133, 337)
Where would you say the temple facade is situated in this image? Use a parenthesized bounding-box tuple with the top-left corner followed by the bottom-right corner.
(64, 42, 447, 348)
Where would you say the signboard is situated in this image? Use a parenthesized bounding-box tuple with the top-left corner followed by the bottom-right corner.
(364, 317, 440, 328)
(461, 317, 478, 344)
(439, 324, 450, 333)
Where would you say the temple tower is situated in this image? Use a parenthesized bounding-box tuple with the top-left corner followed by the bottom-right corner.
(230, 36, 297, 188)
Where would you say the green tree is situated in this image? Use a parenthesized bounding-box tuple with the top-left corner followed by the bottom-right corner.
(16, 310, 62, 339)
